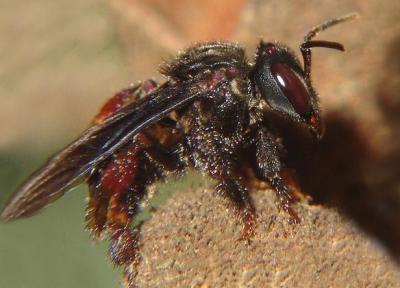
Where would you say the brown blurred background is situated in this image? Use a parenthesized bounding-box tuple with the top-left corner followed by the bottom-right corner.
(0, 0, 399, 287)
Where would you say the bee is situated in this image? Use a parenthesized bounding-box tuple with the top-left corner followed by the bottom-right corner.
(1, 14, 356, 288)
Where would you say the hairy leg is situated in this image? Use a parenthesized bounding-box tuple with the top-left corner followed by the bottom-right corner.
(87, 135, 185, 288)
(86, 81, 186, 288)
(215, 177, 256, 239)
(254, 127, 300, 223)
(185, 125, 256, 239)
(86, 79, 160, 237)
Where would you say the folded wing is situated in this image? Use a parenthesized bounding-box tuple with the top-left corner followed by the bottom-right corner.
(1, 80, 204, 221)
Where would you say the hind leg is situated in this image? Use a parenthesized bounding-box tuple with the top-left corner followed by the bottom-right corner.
(85, 79, 161, 239)
(86, 81, 185, 288)
(87, 134, 185, 288)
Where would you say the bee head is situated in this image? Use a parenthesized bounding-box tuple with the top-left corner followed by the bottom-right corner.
(251, 13, 357, 139)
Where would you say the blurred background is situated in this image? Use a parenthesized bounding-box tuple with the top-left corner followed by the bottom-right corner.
(0, 0, 399, 287)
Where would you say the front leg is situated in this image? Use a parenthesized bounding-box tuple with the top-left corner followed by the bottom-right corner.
(255, 127, 300, 223)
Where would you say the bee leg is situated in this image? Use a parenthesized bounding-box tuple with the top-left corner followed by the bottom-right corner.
(186, 113, 256, 239)
(86, 140, 147, 254)
(122, 143, 186, 288)
(255, 128, 300, 224)
(85, 176, 112, 237)
(88, 79, 185, 287)
(87, 134, 185, 288)
(85, 80, 160, 237)
(215, 177, 256, 240)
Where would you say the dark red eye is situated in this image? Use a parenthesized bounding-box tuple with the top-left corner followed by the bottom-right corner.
(271, 63, 311, 115)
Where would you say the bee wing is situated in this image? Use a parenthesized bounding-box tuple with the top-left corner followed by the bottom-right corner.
(1, 80, 204, 221)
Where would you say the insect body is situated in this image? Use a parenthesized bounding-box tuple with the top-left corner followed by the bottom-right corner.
(1, 14, 356, 288)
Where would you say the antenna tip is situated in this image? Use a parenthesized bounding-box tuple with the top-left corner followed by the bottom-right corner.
(342, 12, 360, 21)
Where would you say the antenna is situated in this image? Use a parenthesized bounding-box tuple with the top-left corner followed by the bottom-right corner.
(300, 13, 359, 80)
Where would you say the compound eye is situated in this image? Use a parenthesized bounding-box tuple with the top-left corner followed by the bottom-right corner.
(271, 63, 311, 115)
